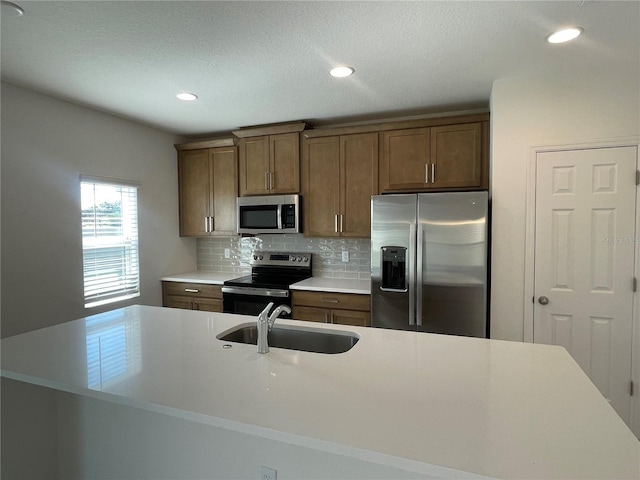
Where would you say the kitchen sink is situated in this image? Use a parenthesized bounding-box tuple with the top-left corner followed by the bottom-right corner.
(217, 323, 359, 354)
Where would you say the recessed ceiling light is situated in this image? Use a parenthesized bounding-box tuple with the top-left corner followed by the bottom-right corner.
(1, 1, 24, 17)
(547, 27, 583, 44)
(330, 66, 355, 78)
(176, 92, 198, 101)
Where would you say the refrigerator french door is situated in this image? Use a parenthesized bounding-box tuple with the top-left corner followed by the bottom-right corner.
(371, 192, 488, 337)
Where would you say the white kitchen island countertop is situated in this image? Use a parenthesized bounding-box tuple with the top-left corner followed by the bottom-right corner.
(290, 277, 371, 294)
(2, 305, 638, 479)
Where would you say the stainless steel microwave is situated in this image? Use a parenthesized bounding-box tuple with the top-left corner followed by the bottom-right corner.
(237, 194, 301, 234)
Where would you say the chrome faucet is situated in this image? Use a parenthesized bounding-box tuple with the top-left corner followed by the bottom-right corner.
(256, 302, 292, 354)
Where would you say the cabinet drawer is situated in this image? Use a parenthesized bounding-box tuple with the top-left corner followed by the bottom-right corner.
(162, 282, 222, 299)
(292, 291, 370, 312)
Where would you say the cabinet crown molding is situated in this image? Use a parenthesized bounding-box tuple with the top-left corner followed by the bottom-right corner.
(303, 112, 490, 138)
(233, 121, 309, 138)
(175, 137, 237, 151)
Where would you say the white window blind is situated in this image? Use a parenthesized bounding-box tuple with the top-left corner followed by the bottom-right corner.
(81, 177, 140, 308)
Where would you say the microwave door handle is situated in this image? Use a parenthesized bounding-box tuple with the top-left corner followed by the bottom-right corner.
(277, 204, 283, 229)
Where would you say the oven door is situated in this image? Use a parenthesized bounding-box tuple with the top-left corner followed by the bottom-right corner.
(221, 286, 292, 317)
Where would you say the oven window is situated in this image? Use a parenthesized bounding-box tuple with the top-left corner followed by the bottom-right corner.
(224, 294, 292, 318)
(240, 206, 278, 229)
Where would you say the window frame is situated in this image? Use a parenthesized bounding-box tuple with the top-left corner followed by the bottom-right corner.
(80, 175, 141, 308)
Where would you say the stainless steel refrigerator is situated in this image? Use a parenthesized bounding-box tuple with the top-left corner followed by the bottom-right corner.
(371, 192, 488, 337)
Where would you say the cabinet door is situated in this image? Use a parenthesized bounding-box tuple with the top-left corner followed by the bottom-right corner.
(340, 133, 378, 237)
(270, 132, 300, 193)
(379, 128, 430, 192)
(331, 309, 371, 327)
(164, 294, 193, 310)
(178, 149, 212, 236)
(210, 147, 238, 234)
(239, 136, 270, 196)
(193, 298, 223, 313)
(430, 123, 483, 189)
(293, 305, 330, 323)
(302, 136, 340, 237)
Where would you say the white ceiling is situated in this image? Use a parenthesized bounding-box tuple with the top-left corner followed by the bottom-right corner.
(1, 1, 638, 137)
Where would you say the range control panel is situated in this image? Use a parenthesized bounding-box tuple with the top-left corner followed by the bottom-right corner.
(250, 251, 312, 268)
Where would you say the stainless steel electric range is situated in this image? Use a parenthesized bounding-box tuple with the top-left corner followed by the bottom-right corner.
(222, 251, 312, 317)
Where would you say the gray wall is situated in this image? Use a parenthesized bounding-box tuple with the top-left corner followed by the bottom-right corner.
(1, 82, 197, 338)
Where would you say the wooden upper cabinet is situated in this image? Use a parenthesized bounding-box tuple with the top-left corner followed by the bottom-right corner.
(302, 136, 340, 237)
(302, 132, 378, 237)
(239, 132, 300, 196)
(379, 122, 487, 192)
(178, 146, 238, 237)
(178, 149, 211, 236)
(340, 133, 378, 237)
(210, 147, 238, 234)
(430, 123, 483, 189)
(238, 136, 269, 196)
(380, 127, 431, 191)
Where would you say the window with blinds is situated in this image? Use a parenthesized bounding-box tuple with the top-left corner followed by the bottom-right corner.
(81, 176, 140, 308)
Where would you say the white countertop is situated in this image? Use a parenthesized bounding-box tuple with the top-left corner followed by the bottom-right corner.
(162, 271, 371, 294)
(2, 305, 638, 479)
(160, 271, 241, 285)
(291, 277, 371, 294)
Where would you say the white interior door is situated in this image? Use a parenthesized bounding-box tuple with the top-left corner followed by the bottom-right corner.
(534, 146, 637, 424)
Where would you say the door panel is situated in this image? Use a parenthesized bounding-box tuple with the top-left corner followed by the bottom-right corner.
(371, 194, 416, 330)
(239, 136, 270, 196)
(340, 132, 378, 237)
(270, 132, 300, 193)
(302, 137, 340, 236)
(178, 149, 211, 236)
(534, 146, 637, 423)
(418, 192, 488, 337)
(211, 147, 238, 234)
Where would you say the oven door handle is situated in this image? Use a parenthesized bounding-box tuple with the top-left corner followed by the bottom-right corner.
(221, 286, 289, 298)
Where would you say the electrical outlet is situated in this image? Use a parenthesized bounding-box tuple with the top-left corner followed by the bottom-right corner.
(342, 250, 349, 262)
(260, 466, 277, 480)
(224, 248, 231, 259)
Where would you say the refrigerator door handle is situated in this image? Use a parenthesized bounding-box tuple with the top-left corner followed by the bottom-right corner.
(416, 223, 424, 326)
(408, 223, 417, 326)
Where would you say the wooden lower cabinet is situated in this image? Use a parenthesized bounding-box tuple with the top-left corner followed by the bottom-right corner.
(292, 291, 371, 327)
(162, 281, 223, 313)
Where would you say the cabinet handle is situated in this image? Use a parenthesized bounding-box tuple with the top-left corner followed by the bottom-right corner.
(210, 216, 214, 232)
(204, 217, 210, 233)
(340, 214, 344, 233)
(334, 214, 339, 233)
(269, 172, 274, 190)
(265, 173, 269, 191)
(431, 163, 435, 183)
(425, 163, 429, 184)
(184, 288, 200, 293)
(321, 298, 340, 304)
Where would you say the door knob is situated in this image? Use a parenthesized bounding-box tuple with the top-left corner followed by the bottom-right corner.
(538, 296, 549, 305)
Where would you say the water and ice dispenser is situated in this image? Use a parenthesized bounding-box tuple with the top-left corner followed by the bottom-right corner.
(380, 247, 407, 292)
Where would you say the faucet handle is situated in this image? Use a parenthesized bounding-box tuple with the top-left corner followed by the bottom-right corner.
(258, 302, 274, 323)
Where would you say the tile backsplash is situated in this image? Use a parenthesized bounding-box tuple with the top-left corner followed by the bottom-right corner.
(197, 235, 371, 279)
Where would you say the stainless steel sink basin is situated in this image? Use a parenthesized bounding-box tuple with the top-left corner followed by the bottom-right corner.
(217, 323, 359, 354)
